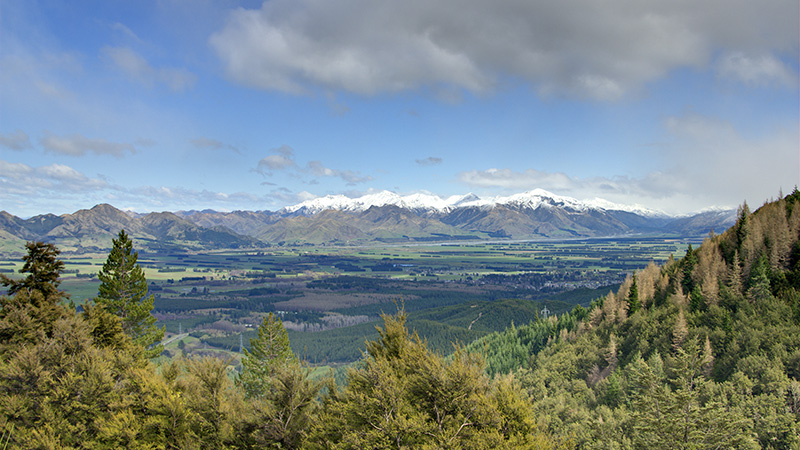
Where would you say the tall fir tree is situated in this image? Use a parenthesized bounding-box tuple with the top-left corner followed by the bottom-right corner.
(628, 271, 641, 314)
(0, 241, 64, 299)
(238, 312, 298, 399)
(95, 230, 164, 357)
(0, 242, 68, 351)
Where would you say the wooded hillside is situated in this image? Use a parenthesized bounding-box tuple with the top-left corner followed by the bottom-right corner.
(467, 191, 800, 448)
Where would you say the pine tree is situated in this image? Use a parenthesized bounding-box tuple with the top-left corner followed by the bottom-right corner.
(630, 342, 756, 450)
(95, 230, 164, 357)
(727, 250, 744, 295)
(309, 311, 567, 450)
(0, 242, 67, 349)
(0, 241, 64, 299)
(628, 272, 641, 314)
(237, 363, 325, 448)
(238, 312, 297, 399)
(681, 244, 698, 295)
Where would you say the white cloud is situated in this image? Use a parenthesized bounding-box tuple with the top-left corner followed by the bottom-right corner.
(0, 160, 110, 196)
(716, 52, 797, 88)
(254, 146, 372, 185)
(457, 113, 799, 214)
(257, 145, 297, 174)
(100, 46, 196, 92)
(0, 158, 289, 216)
(306, 161, 372, 185)
(210, 0, 797, 100)
(0, 130, 33, 150)
(40, 133, 136, 157)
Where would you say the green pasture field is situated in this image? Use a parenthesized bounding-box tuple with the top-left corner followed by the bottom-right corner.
(3, 236, 701, 364)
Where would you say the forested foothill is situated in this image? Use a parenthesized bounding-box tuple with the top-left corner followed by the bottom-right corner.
(0, 191, 798, 448)
(467, 192, 800, 448)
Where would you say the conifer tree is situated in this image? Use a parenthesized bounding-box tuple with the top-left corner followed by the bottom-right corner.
(0, 241, 64, 299)
(310, 311, 566, 449)
(727, 250, 744, 295)
(238, 312, 297, 399)
(628, 272, 641, 314)
(0, 242, 68, 350)
(95, 230, 164, 357)
(681, 244, 698, 295)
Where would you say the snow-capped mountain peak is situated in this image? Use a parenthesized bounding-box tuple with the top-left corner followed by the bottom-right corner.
(279, 189, 668, 217)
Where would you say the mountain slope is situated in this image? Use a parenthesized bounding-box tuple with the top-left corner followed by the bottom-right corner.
(465, 192, 800, 448)
(0, 204, 260, 253)
(0, 189, 738, 250)
(176, 209, 279, 236)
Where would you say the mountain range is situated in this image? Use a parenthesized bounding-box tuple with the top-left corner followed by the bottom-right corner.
(0, 189, 737, 254)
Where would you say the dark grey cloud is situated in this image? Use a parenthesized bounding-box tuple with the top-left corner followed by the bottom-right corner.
(210, 0, 797, 100)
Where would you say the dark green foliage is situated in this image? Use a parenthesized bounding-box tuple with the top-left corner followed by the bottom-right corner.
(628, 271, 641, 314)
(95, 230, 164, 357)
(629, 342, 757, 449)
(237, 312, 297, 399)
(0, 242, 68, 354)
(235, 363, 325, 448)
(309, 312, 570, 449)
(681, 243, 698, 294)
(0, 241, 64, 299)
(464, 311, 580, 376)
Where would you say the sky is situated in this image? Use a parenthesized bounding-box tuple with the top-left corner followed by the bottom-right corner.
(1, 0, 798, 218)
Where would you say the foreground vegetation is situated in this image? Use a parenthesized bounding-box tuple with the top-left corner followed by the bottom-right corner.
(0, 191, 798, 448)
(0, 272, 566, 447)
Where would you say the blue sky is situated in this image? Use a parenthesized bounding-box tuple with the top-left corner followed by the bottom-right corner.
(1, 0, 798, 217)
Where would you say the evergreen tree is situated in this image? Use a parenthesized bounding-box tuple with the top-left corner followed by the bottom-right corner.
(95, 230, 164, 357)
(747, 255, 772, 302)
(727, 250, 744, 295)
(310, 311, 568, 449)
(238, 312, 297, 399)
(630, 339, 757, 450)
(681, 244, 698, 295)
(236, 363, 325, 449)
(0, 241, 64, 298)
(628, 272, 641, 314)
(0, 242, 68, 351)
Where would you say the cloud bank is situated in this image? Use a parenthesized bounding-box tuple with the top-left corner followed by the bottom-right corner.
(210, 0, 797, 100)
(458, 113, 799, 214)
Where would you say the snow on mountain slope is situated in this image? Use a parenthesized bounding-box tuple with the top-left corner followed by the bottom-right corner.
(280, 189, 667, 217)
